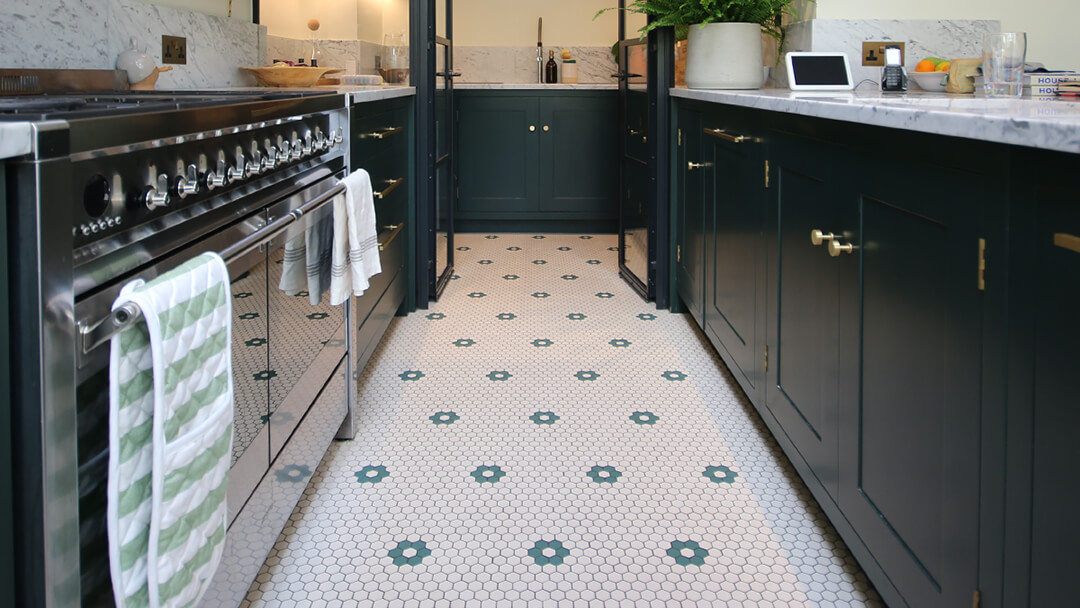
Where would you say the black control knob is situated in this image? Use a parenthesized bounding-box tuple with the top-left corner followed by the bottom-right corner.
(83, 174, 111, 218)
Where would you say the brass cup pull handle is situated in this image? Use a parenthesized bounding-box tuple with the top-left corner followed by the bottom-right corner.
(704, 128, 748, 144)
(688, 162, 711, 171)
(529, 125, 536, 132)
(374, 177, 405, 200)
(829, 239, 854, 257)
(811, 230, 835, 246)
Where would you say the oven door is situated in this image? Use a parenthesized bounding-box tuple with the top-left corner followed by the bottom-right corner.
(72, 173, 346, 605)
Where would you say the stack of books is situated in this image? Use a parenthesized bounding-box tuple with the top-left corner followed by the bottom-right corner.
(1056, 81, 1080, 98)
(972, 71, 1080, 97)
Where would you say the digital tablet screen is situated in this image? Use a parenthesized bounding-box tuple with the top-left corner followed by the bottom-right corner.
(791, 55, 850, 86)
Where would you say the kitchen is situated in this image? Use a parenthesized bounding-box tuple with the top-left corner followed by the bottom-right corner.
(1, 0, 1078, 607)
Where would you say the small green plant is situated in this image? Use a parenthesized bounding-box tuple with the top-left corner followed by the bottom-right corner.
(598, 0, 807, 41)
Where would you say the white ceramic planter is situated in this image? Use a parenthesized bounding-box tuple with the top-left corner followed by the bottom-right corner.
(685, 22, 765, 90)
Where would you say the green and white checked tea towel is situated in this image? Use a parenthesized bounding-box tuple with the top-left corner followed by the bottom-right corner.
(108, 252, 234, 608)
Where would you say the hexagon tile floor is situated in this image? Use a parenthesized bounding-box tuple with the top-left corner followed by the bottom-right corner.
(241, 233, 883, 607)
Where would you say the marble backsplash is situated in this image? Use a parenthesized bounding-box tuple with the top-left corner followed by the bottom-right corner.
(455, 47, 618, 84)
(266, 36, 386, 75)
(777, 19, 1001, 89)
(0, 0, 266, 88)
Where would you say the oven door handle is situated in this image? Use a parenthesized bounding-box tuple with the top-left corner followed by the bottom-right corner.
(78, 182, 347, 359)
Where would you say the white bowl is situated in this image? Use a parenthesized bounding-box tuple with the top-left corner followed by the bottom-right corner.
(909, 71, 949, 92)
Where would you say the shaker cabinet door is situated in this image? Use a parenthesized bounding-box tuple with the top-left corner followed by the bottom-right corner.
(457, 96, 540, 216)
(675, 108, 706, 325)
(837, 155, 984, 608)
(539, 95, 617, 217)
(764, 134, 845, 502)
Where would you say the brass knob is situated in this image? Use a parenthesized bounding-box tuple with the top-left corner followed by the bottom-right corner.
(688, 162, 711, 171)
(529, 125, 536, 132)
(543, 125, 550, 132)
(829, 239, 854, 257)
(811, 230, 835, 246)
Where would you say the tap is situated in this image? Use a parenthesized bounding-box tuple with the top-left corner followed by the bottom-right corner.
(537, 17, 543, 84)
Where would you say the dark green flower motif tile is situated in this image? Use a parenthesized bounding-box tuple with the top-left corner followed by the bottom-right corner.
(388, 540, 431, 566)
(532, 260, 548, 265)
(531, 338, 554, 348)
(307, 312, 330, 320)
(507, 246, 522, 251)
(561, 274, 579, 281)
(531, 292, 550, 299)
(631, 411, 659, 425)
(557, 246, 572, 251)
(608, 246, 619, 251)
(245, 337, 267, 348)
(587, 259, 602, 265)
(275, 464, 312, 483)
(667, 540, 709, 566)
(260, 413, 272, 424)
(609, 339, 632, 348)
(637, 313, 657, 321)
(452, 338, 477, 348)
(253, 370, 277, 381)
(451, 275, 461, 280)
(567, 313, 587, 321)
(662, 370, 688, 382)
(477, 260, 493, 265)
(530, 411, 560, 425)
(295, 291, 309, 298)
(487, 370, 513, 382)
(497, 313, 517, 321)
(471, 465, 506, 483)
(429, 411, 459, 425)
(528, 540, 570, 565)
(484, 235, 499, 239)
(579, 235, 593, 239)
(457, 246, 471, 251)
(233, 292, 253, 299)
(587, 465, 622, 484)
(532, 235, 546, 240)
(355, 465, 389, 484)
(398, 370, 425, 381)
(703, 465, 738, 484)
(467, 292, 486, 299)
(426, 312, 446, 320)
(574, 370, 600, 381)
(239, 312, 260, 320)
(503, 274, 519, 281)
(596, 292, 615, 299)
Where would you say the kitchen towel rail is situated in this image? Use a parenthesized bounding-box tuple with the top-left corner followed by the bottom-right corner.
(78, 183, 347, 358)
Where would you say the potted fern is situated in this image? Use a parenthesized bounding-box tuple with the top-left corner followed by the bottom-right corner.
(602, 0, 804, 89)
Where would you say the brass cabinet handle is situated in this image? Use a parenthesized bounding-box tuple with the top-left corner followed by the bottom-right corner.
(378, 222, 405, 251)
(704, 128, 748, 144)
(811, 230, 836, 246)
(374, 177, 405, 200)
(529, 125, 536, 132)
(688, 162, 711, 171)
(829, 239, 854, 257)
(543, 125, 550, 132)
(360, 126, 404, 140)
(1054, 233, 1080, 254)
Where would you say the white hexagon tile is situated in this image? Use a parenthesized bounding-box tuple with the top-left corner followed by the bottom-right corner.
(241, 234, 884, 607)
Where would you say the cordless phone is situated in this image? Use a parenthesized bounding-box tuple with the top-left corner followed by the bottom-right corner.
(881, 45, 908, 92)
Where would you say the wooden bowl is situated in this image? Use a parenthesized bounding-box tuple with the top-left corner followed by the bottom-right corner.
(241, 66, 343, 88)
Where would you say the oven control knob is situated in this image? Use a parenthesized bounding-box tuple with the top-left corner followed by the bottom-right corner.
(228, 153, 248, 182)
(331, 129, 344, 145)
(173, 165, 200, 200)
(302, 134, 314, 156)
(249, 149, 265, 175)
(277, 142, 291, 163)
(290, 139, 304, 159)
(205, 160, 228, 191)
(314, 131, 327, 151)
(263, 146, 278, 170)
(143, 174, 171, 210)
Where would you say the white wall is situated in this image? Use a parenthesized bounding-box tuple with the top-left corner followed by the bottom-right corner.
(817, 0, 1080, 69)
(134, 0, 252, 22)
(261, 0, 407, 42)
(442, 0, 646, 47)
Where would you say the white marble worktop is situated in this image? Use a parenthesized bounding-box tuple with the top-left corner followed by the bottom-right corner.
(324, 86, 415, 104)
(455, 83, 618, 91)
(672, 88, 1080, 154)
(0, 122, 34, 160)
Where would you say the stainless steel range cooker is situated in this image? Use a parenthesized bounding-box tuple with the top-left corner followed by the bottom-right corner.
(4, 89, 352, 607)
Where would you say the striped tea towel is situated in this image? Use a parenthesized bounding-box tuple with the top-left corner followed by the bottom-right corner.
(108, 252, 234, 608)
(278, 211, 334, 305)
(330, 169, 382, 306)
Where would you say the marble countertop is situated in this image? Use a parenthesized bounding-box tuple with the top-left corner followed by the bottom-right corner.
(0, 122, 34, 161)
(455, 83, 618, 90)
(671, 88, 1080, 154)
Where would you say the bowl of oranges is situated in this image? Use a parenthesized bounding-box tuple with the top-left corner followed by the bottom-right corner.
(910, 57, 951, 91)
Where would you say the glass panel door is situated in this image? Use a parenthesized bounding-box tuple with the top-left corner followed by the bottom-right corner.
(432, 0, 457, 299)
(618, 38, 653, 300)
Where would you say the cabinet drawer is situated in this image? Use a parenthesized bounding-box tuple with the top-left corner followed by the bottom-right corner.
(351, 102, 410, 168)
(351, 220, 405, 326)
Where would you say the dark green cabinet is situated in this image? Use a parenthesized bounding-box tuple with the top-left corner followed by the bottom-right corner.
(675, 109, 704, 325)
(457, 91, 617, 231)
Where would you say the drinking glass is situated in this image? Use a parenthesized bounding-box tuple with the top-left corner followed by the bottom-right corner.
(982, 32, 1027, 97)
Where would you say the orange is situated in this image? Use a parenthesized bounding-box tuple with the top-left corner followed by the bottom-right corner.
(915, 59, 937, 73)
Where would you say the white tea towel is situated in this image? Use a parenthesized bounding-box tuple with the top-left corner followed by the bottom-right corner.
(278, 213, 333, 305)
(330, 169, 382, 306)
(108, 252, 234, 608)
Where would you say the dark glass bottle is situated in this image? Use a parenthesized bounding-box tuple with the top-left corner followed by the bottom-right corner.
(545, 50, 558, 84)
